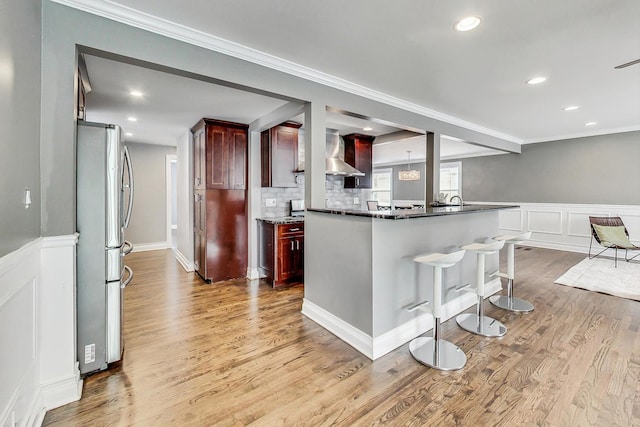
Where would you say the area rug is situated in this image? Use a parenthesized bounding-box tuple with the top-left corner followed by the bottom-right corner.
(555, 257, 640, 301)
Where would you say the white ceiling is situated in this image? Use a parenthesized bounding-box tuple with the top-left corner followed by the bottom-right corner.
(75, 0, 640, 163)
(83, 55, 289, 146)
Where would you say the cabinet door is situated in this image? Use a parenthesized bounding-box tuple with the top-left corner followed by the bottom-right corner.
(193, 129, 205, 189)
(228, 127, 247, 190)
(261, 124, 299, 188)
(193, 191, 206, 277)
(206, 125, 229, 189)
(294, 236, 304, 278)
(354, 139, 372, 188)
(271, 126, 298, 187)
(277, 237, 296, 281)
(344, 134, 374, 189)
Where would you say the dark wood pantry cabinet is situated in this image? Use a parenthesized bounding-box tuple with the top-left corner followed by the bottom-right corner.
(192, 118, 248, 283)
(261, 121, 302, 188)
(258, 220, 304, 288)
(343, 133, 375, 189)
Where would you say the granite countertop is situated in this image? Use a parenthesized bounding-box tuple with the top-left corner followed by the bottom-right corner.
(307, 204, 519, 220)
(258, 216, 305, 224)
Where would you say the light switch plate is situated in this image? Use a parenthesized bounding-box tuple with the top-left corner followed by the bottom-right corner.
(354, 197, 360, 204)
(265, 198, 277, 207)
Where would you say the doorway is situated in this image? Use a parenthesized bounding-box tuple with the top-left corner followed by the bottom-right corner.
(166, 154, 177, 249)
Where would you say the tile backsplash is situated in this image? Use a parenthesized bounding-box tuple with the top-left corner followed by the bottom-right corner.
(260, 174, 367, 217)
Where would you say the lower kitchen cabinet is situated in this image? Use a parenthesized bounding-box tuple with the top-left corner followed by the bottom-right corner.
(258, 220, 304, 288)
(194, 189, 247, 283)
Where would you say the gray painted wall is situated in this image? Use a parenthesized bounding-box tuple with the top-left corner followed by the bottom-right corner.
(176, 131, 193, 263)
(39, 1, 518, 238)
(460, 131, 640, 204)
(381, 162, 427, 201)
(0, 0, 41, 257)
(125, 142, 176, 245)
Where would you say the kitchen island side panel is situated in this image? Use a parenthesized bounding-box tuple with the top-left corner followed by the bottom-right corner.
(303, 212, 373, 336)
(371, 212, 500, 337)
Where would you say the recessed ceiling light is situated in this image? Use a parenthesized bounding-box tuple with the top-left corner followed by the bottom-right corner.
(563, 106, 580, 111)
(125, 132, 133, 137)
(362, 127, 373, 131)
(585, 122, 597, 126)
(129, 90, 143, 97)
(455, 16, 482, 32)
(526, 77, 547, 85)
(127, 117, 137, 122)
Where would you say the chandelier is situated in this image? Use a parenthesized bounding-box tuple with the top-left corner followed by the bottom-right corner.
(398, 150, 420, 181)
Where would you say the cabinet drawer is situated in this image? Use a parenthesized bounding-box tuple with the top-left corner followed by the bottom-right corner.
(278, 223, 304, 237)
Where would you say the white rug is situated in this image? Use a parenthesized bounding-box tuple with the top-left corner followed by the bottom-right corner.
(555, 257, 640, 301)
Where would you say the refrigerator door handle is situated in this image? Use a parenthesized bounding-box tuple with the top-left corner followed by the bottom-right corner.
(123, 145, 135, 229)
(121, 265, 134, 288)
(122, 240, 134, 256)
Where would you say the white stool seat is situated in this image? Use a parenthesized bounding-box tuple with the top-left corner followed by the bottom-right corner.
(490, 231, 534, 313)
(461, 240, 505, 254)
(408, 249, 467, 371)
(414, 249, 466, 268)
(493, 231, 532, 245)
(456, 240, 507, 338)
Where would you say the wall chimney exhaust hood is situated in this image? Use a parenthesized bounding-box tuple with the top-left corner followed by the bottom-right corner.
(325, 129, 364, 177)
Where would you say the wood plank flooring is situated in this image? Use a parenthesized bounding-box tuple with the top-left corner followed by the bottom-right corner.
(43, 247, 640, 426)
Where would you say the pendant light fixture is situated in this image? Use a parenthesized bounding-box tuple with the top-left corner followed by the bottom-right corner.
(398, 150, 420, 181)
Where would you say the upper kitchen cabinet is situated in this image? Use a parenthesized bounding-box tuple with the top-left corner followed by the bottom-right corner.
(261, 121, 302, 188)
(192, 118, 248, 190)
(343, 133, 375, 189)
(193, 127, 205, 190)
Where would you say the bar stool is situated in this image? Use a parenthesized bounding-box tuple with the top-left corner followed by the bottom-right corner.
(489, 231, 534, 312)
(456, 240, 507, 337)
(407, 249, 467, 370)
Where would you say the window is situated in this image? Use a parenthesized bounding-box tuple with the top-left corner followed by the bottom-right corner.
(371, 168, 392, 205)
(440, 162, 462, 198)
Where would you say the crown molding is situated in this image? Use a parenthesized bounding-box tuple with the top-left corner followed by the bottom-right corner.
(522, 125, 640, 144)
(51, 0, 523, 144)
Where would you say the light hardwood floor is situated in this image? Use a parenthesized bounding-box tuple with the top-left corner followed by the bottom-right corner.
(44, 247, 640, 426)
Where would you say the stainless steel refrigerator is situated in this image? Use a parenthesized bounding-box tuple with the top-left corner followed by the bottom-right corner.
(76, 121, 134, 375)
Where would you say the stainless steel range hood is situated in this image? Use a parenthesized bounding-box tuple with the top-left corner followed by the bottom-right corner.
(326, 129, 364, 177)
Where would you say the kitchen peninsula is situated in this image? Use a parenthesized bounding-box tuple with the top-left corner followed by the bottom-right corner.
(301, 204, 518, 360)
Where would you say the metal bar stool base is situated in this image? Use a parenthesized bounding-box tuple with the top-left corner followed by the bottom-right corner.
(456, 313, 507, 337)
(408, 337, 467, 371)
(489, 295, 534, 313)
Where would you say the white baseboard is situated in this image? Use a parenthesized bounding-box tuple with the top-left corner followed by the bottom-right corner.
(131, 241, 171, 252)
(301, 299, 374, 358)
(302, 278, 502, 361)
(174, 249, 194, 272)
(246, 267, 260, 280)
(25, 391, 45, 427)
(40, 364, 83, 410)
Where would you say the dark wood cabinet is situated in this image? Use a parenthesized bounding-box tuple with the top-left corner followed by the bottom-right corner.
(192, 119, 248, 283)
(261, 122, 301, 188)
(192, 118, 248, 190)
(343, 133, 375, 189)
(258, 220, 304, 288)
(193, 128, 205, 190)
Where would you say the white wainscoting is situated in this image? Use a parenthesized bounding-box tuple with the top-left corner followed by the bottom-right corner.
(0, 235, 82, 427)
(39, 235, 82, 410)
(493, 202, 640, 254)
(1, 239, 45, 427)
